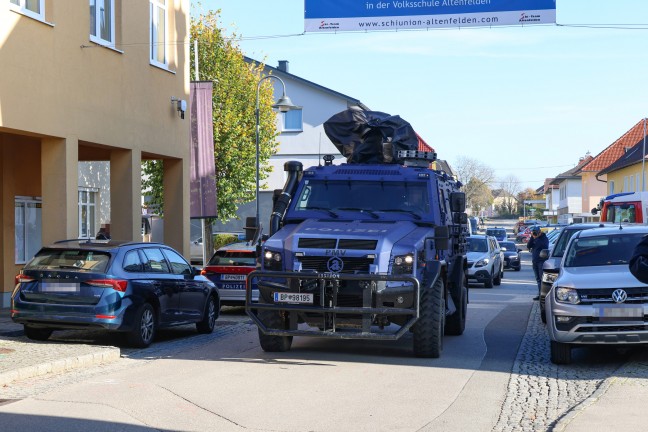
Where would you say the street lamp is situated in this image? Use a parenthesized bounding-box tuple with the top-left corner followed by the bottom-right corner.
(255, 75, 297, 246)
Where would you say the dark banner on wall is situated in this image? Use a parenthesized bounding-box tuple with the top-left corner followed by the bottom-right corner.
(189, 81, 218, 219)
(305, 0, 556, 32)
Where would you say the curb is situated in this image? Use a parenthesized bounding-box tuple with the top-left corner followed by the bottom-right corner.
(0, 347, 121, 387)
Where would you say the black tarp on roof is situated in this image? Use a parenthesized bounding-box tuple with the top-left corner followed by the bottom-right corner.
(323, 107, 420, 164)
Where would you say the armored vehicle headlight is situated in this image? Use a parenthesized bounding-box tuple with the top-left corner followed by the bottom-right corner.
(263, 250, 282, 270)
(393, 254, 414, 274)
(555, 287, 580, 304)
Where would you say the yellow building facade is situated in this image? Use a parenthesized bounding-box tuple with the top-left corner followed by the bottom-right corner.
(0, 0, 191, 306)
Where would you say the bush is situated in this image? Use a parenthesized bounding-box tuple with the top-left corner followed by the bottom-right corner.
(213, 234, 239, 250)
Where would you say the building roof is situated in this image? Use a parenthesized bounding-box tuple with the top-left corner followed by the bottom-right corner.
(598, 137, 648, 175)
(245, 57, 369, 110)
(549, 155, 594, 185)
(543, 178, 558, 193)
(581, 119, 648, 172)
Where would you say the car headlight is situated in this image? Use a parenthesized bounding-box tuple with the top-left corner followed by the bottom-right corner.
(555, 287, 580, 304)
(393, 254, 414, 274)
(542, 272, 558, 284)
(263, 250, 282, 270)
(475, 258, 490, 267)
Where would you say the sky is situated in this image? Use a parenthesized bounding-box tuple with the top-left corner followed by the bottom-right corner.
(194, 1, 648, 191)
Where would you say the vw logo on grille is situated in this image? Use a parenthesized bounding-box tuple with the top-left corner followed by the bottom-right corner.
(612, 289, 628, 304)
(327, 256, 344, 273)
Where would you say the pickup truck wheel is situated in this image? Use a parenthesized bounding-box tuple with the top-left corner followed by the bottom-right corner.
(550, 340, 572, 365)
(445, 285, 467, 336)
(413, 278, 444, 358)
(258, 309, 293, 352)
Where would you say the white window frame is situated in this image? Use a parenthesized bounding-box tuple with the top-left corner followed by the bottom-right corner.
(15, 197, 42, 265)
(89, 0, 115, 47)
(150, 0, 168, 68)
(9, 0, 45, 22)
(78, 188, 98, 239)
(282, 108, 304, 132)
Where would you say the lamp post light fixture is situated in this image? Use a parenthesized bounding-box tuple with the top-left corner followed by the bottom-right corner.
(255, 75, 297, 247)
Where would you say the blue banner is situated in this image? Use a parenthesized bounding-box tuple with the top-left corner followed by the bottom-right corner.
(305, 0, 556, 32)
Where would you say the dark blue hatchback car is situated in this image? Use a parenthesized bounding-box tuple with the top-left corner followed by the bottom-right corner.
(11, 240, 220, 347)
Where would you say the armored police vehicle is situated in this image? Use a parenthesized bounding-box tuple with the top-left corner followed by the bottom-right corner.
(245, 108, 468, 358)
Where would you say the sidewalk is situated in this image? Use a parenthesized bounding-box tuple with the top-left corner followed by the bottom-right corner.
(0, 308, 120, 387)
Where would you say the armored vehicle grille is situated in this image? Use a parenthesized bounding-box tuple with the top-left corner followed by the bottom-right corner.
(298, 238, 337, 249)
(338, 239, 377, 250)
(299, 256, 374, 273)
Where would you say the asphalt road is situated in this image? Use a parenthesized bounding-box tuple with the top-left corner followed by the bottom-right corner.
(0, 220, 640, 431)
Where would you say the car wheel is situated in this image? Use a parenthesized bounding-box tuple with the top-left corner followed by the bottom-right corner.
(500, 265, 505, 279)
(196, 295, 219, 334)
(515, 266, 521, 272)
(539, 298, 547, 324)
(24, 326, 53, 341)
(128, 303, 156, 348)
(550, 340, 572, 364)
(413, 277, 445, 357)
(484, 271, 494, 288)
(445, 285, 467, 336)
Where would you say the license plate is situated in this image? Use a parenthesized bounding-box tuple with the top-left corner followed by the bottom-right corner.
(599, 305, 643, 321)
(221, 274, 246, 281)
(41, 282, 80, 293)
(273, 292, 313, 304)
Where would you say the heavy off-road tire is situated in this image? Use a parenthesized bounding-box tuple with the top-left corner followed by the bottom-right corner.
(258, 308, 293, 352)
(445, 285, 467, 336)
(413, 277, 445, 358)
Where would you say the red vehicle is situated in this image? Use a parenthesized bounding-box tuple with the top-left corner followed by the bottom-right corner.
(200, 242, 259, 306)
(593, 192, 648, 223)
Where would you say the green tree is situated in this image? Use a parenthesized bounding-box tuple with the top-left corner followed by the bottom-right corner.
(142, 9, 279, 222)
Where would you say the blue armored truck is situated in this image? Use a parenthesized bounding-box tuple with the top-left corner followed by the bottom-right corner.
(245, 108, 468, 358)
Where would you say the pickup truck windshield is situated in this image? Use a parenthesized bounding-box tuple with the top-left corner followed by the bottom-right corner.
(293, 180, 430, 214)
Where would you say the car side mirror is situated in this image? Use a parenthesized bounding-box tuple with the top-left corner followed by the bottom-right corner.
(539, 249, 549, 260)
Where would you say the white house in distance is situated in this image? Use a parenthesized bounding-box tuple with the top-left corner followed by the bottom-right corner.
(215, 59, 370, 233)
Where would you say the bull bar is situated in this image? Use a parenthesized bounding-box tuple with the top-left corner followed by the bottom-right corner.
(245, 270, 426, 340)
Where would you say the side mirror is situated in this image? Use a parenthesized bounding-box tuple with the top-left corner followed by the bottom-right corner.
(539, 249, 549, 260)
(591, 207, 599, 215)
(450, 192, 466, 213)
(245, 216, 258, 242)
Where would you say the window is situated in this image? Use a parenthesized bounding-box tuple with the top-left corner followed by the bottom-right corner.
(123, 250, 144, 273)
(282, 109, 303, 132)
(78, 189, 97, 239)
(609, 180, 615, 194)
(150, 0, 167, 67)
(90, 0, 115, 46)
(142, 248, 170, 273)
(9, 0, 44, 21)
(161, 248, 192, 275)
(15, 198, 42, 264)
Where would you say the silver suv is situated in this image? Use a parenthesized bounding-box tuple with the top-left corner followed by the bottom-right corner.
(466, 235, 503, 288)
(545, 225, 648, 364)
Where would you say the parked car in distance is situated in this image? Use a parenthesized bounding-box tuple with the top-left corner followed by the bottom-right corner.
(498, 241, 521, 271)
(200, 242, 259, 306)
(545, 225, 648, 364)
(469, 217, 479, 235)
(466, 235, 503, 288)
(539, 223, 615, 323)
(11, 240, 220, 347)
(486, 227, 508, 242)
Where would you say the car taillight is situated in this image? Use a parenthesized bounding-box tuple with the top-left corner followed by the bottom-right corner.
(86, 279, 128, 292)
(15, 274, 35, 284)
